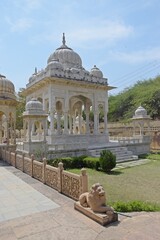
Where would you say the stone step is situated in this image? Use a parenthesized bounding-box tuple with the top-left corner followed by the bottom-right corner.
(88, 146, 138, 162)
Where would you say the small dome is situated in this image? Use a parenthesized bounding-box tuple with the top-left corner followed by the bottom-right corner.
(47, 33, 82, 69)
(25, 98, 44, 115)
(0, 74, 16, 99)
(90, 65, 103, 78)
(135, 106, 147, 117)
(47, 59, 63, 70)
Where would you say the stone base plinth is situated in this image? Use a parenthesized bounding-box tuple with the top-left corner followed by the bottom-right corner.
(74, 202, 118, 226)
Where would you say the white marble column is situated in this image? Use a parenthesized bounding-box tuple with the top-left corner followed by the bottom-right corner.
(69, 114, 73, 134)
(50, 112, 55, 135)
(79, 113, 82, 134)
(64, 111, 68, 134)
(28, 121, 32, 142)
(57, 112, 61, 135)
(73, 115, 76, 134)
(6, 118, 9, 145)
(94, 111, 98, 134)
(104, 103, 108, 134)
(13, 120, 16, 144)
(43, 119, 47, 142)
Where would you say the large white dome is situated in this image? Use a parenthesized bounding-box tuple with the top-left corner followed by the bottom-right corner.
(47, 33, 82, 69)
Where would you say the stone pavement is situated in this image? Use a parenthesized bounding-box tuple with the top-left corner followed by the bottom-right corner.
(114, 158, 151, 170)
(0, 160, 160, 240)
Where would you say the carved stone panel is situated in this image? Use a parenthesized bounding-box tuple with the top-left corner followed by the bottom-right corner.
(24, 158, 32, 176)
(62, 171, 80, 200)
(16, 154, 23, 171)
(45, 166, 58, 190)
(33, 161, 43, 182)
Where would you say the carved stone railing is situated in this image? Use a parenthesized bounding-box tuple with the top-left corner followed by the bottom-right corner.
(33, 160, 43, 182)
(6, 150, 11, 164)
(16, 154, 23, 171)
(24, 157, 32, 176)
(11, 152, 16, 167)
(0, 148, 88, 201)
(45, 164, 59, 190)
(62, 171, 81, 200)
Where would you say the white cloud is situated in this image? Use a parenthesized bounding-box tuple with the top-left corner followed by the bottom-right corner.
(5, 17, 33, 32)
(69, 21, 133, 42)
(35, 20, 133, 48)
(109, 47, 160, 63)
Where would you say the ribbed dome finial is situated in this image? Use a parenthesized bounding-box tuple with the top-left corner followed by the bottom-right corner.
(62, 33, 66, 45)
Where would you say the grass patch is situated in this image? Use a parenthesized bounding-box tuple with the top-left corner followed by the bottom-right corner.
(111, 200, 160, 212)
(69, 159, 160, 212)
(139, 153, 160, 160)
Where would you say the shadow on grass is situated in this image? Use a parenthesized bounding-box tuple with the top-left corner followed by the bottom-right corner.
(106, 170, 123, 175)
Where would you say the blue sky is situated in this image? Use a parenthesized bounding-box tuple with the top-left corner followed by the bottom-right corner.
(0, 0, 160, 94)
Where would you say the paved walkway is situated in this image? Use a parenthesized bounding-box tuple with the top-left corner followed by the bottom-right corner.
(115, 158, 151, 170)
(0, 160, 160, 240)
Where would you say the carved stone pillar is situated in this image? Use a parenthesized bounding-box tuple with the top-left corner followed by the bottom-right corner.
(6, 118, 9, 145)
(73, 115, 76, 134)
(79, 113, 82, 134)
(57, 112, 61, 135)
(94, 112, 98, 134)
(50, 111, 55, 135)
(64, 111, 68, 134)
(28, 121, 32, 142)
(69, 114, 73, 134)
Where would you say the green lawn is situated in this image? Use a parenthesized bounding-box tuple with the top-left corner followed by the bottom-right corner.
(69, 159, 160, 207)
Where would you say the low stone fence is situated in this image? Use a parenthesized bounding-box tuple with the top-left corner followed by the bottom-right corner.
(0, 148, 88, 201)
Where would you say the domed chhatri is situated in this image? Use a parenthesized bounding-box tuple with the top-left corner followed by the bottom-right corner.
(0, 74, 18, 145)
(27, 33, 108, 85)
(22, 33, 114, 151)
(90, 65, 103, 78)
(24, 98, 46, 116)
(47, 59, 64, 70)
(47, 33, 82, 69)
(133, 105, 150, 119)
(0, 74, 16, 99)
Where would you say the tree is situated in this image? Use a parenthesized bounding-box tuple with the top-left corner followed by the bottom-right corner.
(16, 93, 25, 130)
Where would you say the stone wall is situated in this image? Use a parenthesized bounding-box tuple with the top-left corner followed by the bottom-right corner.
(0, 148, 88, 201)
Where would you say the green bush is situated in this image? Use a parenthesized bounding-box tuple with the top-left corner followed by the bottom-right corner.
(83, 157, 100, 170)
(99, 150, 116, 172)
(47, 156, 87, 169)
(47, 155, 100, 170)
(112, 200, 160, 212)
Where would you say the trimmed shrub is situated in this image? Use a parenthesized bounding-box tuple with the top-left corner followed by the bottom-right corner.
(83, 157, 100, 170)
(47, 155, 100, 170)
(99, 150, 116, 172)
(47, 156, 87, 169)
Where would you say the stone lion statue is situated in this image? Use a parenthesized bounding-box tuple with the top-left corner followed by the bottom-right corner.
(79, 183, 114, 213)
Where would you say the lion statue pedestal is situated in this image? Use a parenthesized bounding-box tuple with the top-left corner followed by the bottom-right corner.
(74, 183, 118, 226)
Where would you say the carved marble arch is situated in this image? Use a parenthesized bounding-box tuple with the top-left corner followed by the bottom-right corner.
(69, 95, 92, 115)
(55, 100, 63, 113)
(132, 120, 144, 136)
(68, 95, 92, 135)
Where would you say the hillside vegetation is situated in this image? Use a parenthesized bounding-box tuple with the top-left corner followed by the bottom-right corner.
(108, 75, 160, 122)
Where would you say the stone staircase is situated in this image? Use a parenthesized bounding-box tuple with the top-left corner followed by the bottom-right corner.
(88, 145, 138, 163)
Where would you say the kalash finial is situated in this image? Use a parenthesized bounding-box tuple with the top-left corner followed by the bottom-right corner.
(62, 33, 66, 45)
